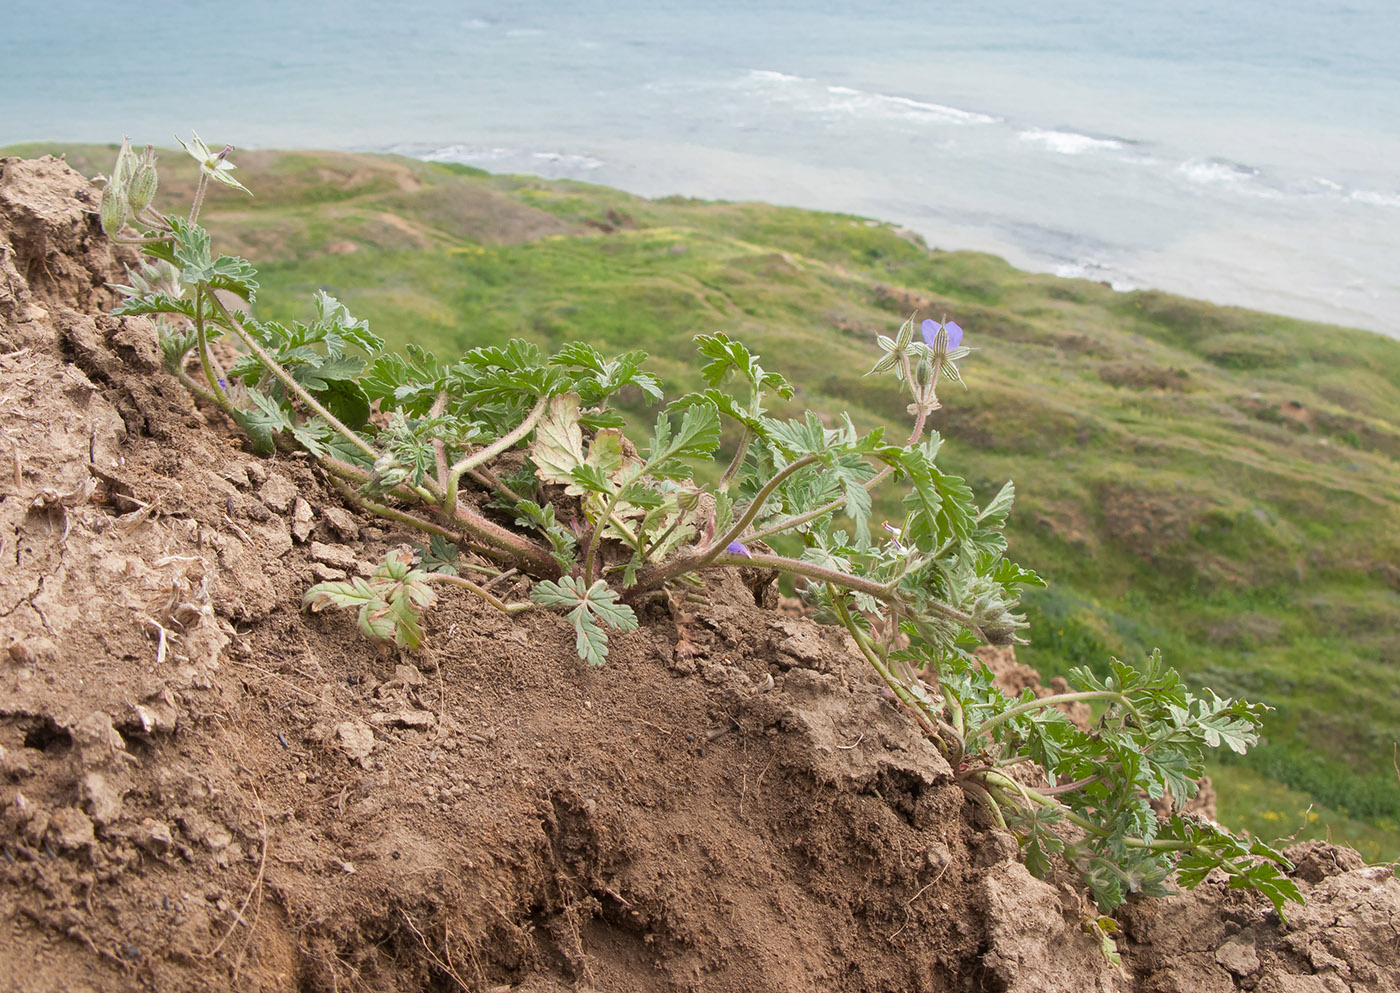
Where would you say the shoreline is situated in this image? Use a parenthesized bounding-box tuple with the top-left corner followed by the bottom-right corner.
(8, 136, 1395, 342)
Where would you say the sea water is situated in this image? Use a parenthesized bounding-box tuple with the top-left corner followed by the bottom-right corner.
(3, 0, 1397, 336)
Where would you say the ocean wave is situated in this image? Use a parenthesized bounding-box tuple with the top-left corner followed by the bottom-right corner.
(531, 151, 605, 170)
(825, 86, 999, 125)
(747, 69, 811, 84)
(741, 69, 999, 126)
(1176, 158, 1283, 199)
(1053, 260, 1137, 292)
(1350, 188, 1400, 209)
(1177, 158, 1259, 185)
(409, 145, 605, 173)
(417, 144, 515, 165)
(1017, 128, 1130, 156)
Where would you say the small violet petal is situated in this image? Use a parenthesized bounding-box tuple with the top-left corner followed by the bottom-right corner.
(726, 540, 752, 558)
(920, 319, 939, 346)
(944, 321, 963, 349)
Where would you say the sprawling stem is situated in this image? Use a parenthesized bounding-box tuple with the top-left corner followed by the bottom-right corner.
(188, 172, 209, 224)
(429, 573, 538, 615)
(831, 593, 963, 765)
(582, 467, 642, 585)
(716, 427, 753, 492)
(193, 290, 223, 397)
(975, 771, 1196, 853)
(204, 291, 379, 464)
(973, 691, 1145, 743)
(960, 778, 1008, 830)
(325, 474, 471, 546)
(623, 453, 821, 594)
(744, 399, 928, 544)
(112, 233, 176, 246)
(176, 368, 243, 423)
(713, 453, 820, 552)
(469, 466, 523, 503)
(443, 395, 548, 518)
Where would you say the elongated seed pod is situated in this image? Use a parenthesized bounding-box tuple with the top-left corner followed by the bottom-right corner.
(128, 159, 158, 214)
(99, 182, 129, 236)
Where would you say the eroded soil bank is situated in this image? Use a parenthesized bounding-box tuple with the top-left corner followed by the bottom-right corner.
(1, 155, 1396, 993)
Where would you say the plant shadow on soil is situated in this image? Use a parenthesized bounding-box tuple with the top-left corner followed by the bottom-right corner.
(1, 155, 1398, 992)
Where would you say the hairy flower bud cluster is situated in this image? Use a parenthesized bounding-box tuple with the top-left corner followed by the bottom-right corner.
(98, 137, 159, 236)
(969, 586, 1028, 646)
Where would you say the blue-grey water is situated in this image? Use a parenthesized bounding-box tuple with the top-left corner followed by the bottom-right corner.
(3, 1, 1397, 336)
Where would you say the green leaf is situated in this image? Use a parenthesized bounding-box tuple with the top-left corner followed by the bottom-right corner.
(362, 343, 445, 413)
(417, 535, 460, 576)
(318, 377, 372, 429)
(166, 218, 258, 301)
(514, 500, 578, 572)
(302, 550, 437, 651)
(303, 577, 379, 612)
(695, 331, 794, 399)
(671, 389, 765, 434)
(977, 480, 1016, 529)
(532, 394, 587, 487)
(235, 389, 292, 455)
(529, 576, 639, 666)
(646, 403, 721, 478)
(553, 344, 664, 406)
(112, 293, 197, 321)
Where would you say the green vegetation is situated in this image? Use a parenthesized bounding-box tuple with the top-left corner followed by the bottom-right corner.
(89, 137, 1306, 921)
(19, 140, 1398, 858)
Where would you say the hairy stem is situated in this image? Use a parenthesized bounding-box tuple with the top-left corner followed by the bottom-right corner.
(716, 427, 753, 492)
(325, 474, 471, 546)
(960, 779, 1008, 831)
(744, 404, 927, 544)
(448, 499, 562, 578)
(832, 594, 962, 765)
(468, 466, 524, 504)
(204, 290, 379, 464)
(193, 290, 223, 397)
(624, 455, 821, 595)
(582, 468, 642, 585)
(176, 368, 243, 423)
(429, 573, 538, 615)
(188, 173, 208, 225)
(974, 771, 1195, 852)
(112, 233, 176, 246)
(974, 691, 1145, 743)
(444, 395, 548, 518)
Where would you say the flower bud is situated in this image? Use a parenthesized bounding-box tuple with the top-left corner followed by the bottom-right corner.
(128, 148, 158, 214)
(895, 314, 915, 350)
(99, 181, 129, 236)
(111, 136, 135, 188)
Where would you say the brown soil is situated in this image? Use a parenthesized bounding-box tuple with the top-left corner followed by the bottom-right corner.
(1, 155, 1396, 993)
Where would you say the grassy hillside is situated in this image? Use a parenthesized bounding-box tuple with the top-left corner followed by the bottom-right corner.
(15, 142, 1400, 858)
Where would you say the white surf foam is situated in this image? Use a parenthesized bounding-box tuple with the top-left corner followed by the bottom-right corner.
(741, 70, 998, 126)
(1018, 128, 1128, 155)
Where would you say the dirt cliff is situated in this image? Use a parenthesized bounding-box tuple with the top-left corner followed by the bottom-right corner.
(1, 155, 1396, 993)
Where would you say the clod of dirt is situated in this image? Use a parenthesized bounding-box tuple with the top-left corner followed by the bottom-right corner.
(2, 154, 1395, 993)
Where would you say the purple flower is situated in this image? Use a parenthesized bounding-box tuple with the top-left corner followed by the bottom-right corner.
(726, 540, 752, 558)
(920, 319, 964, 350)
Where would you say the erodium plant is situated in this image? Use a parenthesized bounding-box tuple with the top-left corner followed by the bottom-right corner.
(101, 135, 1302, 926)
